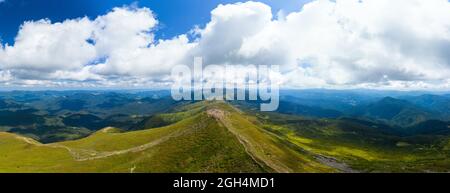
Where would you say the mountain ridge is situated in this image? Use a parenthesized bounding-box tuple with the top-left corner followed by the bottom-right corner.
(0, 101, 336, 172)
(2, 96, 450, 173)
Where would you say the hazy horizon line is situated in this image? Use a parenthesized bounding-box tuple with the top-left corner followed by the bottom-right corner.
(0, 87, 449, 94)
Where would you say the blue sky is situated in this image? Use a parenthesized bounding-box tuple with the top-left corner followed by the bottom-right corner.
(0, 0, 310, 44)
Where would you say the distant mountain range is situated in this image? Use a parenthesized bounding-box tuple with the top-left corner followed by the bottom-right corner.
(275, 90, 450, 130)
(0, 90, 178, 143)
(353, 97, 438, 127)
(1, 90, 450, 173)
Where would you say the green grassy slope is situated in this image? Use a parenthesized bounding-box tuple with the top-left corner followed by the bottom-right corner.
(0, 104, 265, 172)
(0, 101, 338, 173)
(4, 101, 447, 173)
(257, 112, 450, 172)
(205, 102, 334, 173)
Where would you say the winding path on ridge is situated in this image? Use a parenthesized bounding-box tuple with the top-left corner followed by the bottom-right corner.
(207, 108, 292, 173)
(15, 127, 191, 162)
(15, 107, 357, 172)
(206, 108, 358, 173)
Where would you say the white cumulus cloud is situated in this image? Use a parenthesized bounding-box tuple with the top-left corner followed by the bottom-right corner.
(190, 0, 450, 90)
(1, 0, 450, 90)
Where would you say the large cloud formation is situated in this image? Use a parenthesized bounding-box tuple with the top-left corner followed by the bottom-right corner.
(1, 0, 450, 89)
